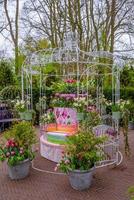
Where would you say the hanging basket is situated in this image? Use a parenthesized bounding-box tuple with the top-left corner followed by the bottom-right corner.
(24, 111, 33, 121)
(77, 112, 84, 121)
(19, 112, 25, 120)
(19, 111, 33, 121)
(112, 111, 121, 120)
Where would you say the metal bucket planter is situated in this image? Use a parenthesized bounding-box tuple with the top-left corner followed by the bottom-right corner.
(128, 121, 134, 130)
(24, 111, 33, 121)
(8, 159, 31, 180)
(77, 113, 84, 122)
(68, 167, 94, 190)
(19, 112, 25, 120)
(112, 112, 121, 120)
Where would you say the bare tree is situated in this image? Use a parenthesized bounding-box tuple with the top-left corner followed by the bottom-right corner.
(21, 0, 134, 53)
(3, 0, 20, 74)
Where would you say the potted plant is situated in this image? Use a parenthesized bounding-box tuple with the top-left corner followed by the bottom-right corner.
(128, 186, 134, 200)
(112, 103, 121, 120)
(51, 93, 75, 108)
(55, 131, 106, 190)
(15, 100, 26, 119)
(40, 109, 56, 131)
(73, 97, 87, 121)
(15, 100, 34, 121)
(51, 79, 77, 94)
(0, 121, 36, 180)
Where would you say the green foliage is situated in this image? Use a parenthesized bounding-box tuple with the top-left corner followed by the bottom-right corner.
(51, 96, 74, 108)
(128, 186, 134, 200)
(40, 110, 55, 124)
(0, 85, 21, 100)
(57, 131, 106, 173)
(112, 104, 120, 112)
(0, 139, 34, 166)
(120, 66, 134, 87)
(81, 111, 101, 131)
(104, 87, 134, 101)
(23, 37, 50, 52)
(0, 121, 36, 166)
(0, 60, 15, 90)
(120, 87, 134, 100)
(5, 121, 36, 149)
(51, 79, 77, 94)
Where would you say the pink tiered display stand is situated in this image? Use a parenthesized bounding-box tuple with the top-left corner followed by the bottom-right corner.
(40, 108, 78, 162)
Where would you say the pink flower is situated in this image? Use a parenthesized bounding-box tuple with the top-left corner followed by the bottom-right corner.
(11, 151, 15, 156)
(20, 147, 23, 151)
(6, 152, 10, 157)
(11, 143, 15, 147)
(54, 166, 58, 171)
(65, 160, 70, 164)
(19, 150, 23, 154)
(64, 79, 76, 83)
(6, 142, 10, 147)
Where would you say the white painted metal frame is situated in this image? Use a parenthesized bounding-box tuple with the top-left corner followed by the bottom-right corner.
(22, 32, 124, 167)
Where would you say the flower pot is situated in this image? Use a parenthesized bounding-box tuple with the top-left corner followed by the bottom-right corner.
(112, 111, 120, 120)
(19, 112, 25, 120)
(68, 167, 94, 190)
(24, 111, 33, 121)
(101, 105, 106, 115)
(128, 121, 134, 130)
(8, 159, 31, 180)
(77, 113, 84, 121)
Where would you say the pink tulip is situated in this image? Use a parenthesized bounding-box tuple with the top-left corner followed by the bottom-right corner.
(11, 151, 15, 156)
(6, 152, 10, 157)
(19, 150, 23, 154)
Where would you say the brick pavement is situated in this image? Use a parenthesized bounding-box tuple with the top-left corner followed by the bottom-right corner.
(0, 130, 134, 200)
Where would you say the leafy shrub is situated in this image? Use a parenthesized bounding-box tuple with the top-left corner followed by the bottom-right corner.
(0, 85, 21, 100)
(0, 60, 15, 90)
(56, 132, 106, 173)
(0, 121, 36, 166)
(104, 87, 134, 101)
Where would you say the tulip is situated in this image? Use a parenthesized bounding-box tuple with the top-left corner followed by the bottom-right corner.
(11, 151, 15, 156)
(6, 152, 10, 157)
(20, 147, 23, 151)
(19, 150, 23, 154)
(11, 143, 15, 147)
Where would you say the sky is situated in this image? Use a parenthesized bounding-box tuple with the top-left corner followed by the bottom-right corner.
(0, 0, 24, 57)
